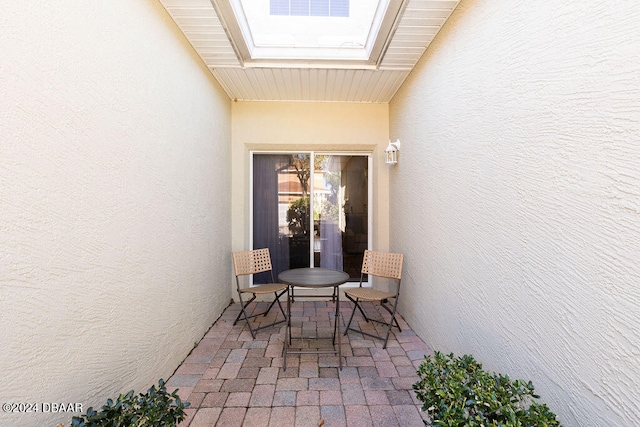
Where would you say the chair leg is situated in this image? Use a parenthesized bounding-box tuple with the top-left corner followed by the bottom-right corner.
(344, 296, 402, 348)
(343, 294, 360, 335)
(235, 293, 257, 338)
(380, 299, 402, 332)
(235, 290, 289, 339)
(262, 295, 279, 317)
(274, 289, 287, 319)
(356, 301, 369, 322)
(382, 321, 394, 349)
(262, 289, 288, 318)
(382, 297, 401, 349)
(234, 294, 256, 325)
(345, 292, 369, 323)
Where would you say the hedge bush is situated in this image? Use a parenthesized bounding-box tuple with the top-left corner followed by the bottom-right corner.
(413, 352, 561, 426)
(70, 379, 189, 427)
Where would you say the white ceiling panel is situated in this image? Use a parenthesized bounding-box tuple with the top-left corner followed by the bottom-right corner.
(411, 0, 460, 8)
(210, 68, 411, 103)
(403, 8, 454, 19)
(159, 0, 460, 102)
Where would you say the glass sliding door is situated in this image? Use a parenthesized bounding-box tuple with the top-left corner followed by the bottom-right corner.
(314, 154, 369, 279)
(252, 154, 300, 285)
(252, 152, 370, 283)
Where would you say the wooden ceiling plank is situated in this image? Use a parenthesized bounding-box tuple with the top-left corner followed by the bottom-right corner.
(211, 68, 240, 100)
(402, 8, 455, 19)
(160, 0, 212, 7)
(409, 0, 459, 10)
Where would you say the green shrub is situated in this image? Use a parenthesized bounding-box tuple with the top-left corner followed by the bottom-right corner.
(413, 352, 561, 426)
(70, 379, 190, 427)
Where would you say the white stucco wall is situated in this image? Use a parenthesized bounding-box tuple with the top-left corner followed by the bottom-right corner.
(389, 0, 640, 425)
(0, 1, 232, 426)
(231, 102, 390, 295)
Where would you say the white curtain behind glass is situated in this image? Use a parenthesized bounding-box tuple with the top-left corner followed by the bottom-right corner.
(319, 156, 343, 270)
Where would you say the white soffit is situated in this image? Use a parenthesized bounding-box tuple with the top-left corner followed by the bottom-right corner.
(159, 0, 460, 102)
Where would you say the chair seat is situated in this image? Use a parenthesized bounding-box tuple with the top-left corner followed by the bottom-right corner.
(240, 282, 288, 295)
(344, 250, 404, 349)
(232, 248, 289, 339)
(345, 287, 395, 301)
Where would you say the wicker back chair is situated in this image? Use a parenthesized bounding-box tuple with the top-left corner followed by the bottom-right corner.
(232, 248, 288, 338)
(343, 250, 404, 348)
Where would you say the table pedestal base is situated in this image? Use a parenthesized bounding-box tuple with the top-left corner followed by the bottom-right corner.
(278, 268, 350, 371)
(283, 289, 343, 371)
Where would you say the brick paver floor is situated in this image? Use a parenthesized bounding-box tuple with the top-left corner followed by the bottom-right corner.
(168, 299, 433, 426)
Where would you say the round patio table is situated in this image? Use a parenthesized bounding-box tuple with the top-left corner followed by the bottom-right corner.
(278, 267, 350, 370)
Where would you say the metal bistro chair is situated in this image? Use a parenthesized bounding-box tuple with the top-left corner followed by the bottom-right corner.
(232, 248, 289, 338)
(344, 250, 404, 348)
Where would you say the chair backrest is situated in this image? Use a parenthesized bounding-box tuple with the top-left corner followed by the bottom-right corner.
(232, 248, 274, 277)
(361, 250, 404, 280)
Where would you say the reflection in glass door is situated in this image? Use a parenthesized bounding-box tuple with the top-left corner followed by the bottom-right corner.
(252, 152, 370, 283)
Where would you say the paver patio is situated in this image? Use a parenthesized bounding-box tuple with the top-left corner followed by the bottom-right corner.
(168, 299, 433, 426)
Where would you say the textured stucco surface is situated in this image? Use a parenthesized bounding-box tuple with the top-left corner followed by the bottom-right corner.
(389, 0, 640, 425)
(0, 1, 231, 426)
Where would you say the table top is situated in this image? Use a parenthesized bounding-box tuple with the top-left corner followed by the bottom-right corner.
(278, 267, 350, 288)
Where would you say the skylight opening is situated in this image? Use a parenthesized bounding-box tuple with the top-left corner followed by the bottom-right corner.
(221, 0, 398, 66)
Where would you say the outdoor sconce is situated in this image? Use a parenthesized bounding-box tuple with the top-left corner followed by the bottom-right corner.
(385, 139, 401, 165)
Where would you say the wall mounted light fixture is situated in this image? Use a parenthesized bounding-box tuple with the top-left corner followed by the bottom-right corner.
(385, 139, 401, 165)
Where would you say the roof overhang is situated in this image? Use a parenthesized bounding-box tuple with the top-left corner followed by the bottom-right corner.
(158, 0, 461, 102)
